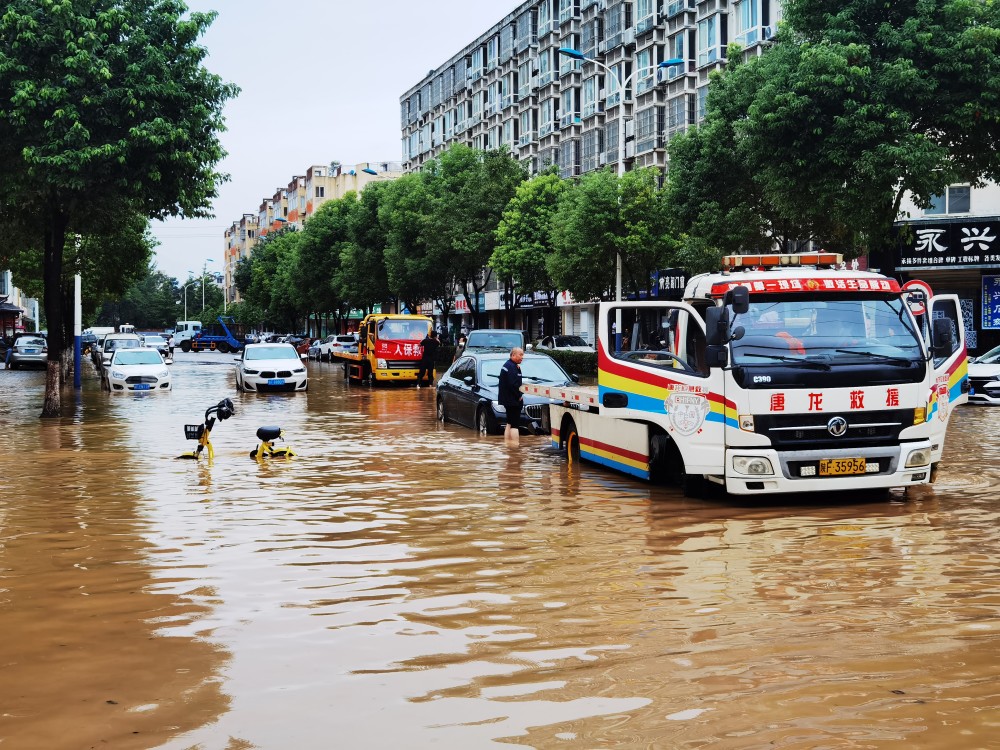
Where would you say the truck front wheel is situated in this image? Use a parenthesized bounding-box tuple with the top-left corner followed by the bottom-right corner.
(180, 340, 191, 353)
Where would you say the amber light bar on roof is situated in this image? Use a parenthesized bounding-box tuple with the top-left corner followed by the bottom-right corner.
(722, 252, 844, 269)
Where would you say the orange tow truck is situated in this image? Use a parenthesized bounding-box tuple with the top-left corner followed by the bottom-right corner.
(332, 313, 433, 385)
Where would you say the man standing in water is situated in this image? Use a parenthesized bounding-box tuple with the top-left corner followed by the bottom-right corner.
(416, 330, 439, 388)
(498, 347, 525, 445)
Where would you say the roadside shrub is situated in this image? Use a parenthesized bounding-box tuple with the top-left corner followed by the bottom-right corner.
(539, 349, 598, 378)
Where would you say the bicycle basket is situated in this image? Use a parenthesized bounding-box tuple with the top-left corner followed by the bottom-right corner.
(184, 424, 205, 441)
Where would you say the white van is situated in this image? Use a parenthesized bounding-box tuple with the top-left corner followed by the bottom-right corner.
(173, 320, 202, 347)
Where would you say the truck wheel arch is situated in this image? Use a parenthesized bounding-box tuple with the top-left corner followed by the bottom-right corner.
(560, 415, 581, 463)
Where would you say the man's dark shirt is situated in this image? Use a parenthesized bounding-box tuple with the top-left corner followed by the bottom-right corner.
(498, 357, 523, 406)
(419, 335, 440, 362)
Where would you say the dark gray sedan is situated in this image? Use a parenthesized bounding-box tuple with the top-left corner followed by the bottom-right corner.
(435, 351, 575, 435)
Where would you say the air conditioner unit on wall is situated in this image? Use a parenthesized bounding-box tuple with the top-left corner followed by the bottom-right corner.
(761, 25, 775, 41)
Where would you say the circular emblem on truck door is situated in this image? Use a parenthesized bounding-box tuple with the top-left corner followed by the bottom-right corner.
(827, 416, 848, 437)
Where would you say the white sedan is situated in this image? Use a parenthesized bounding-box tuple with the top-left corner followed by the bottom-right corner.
(534, 334, 595, 352)
(235, 343, 308, 393)
(104, 348, 171, 392)
(968, 344, 1000, 405)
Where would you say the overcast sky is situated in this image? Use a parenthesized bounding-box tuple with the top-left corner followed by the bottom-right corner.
(151, 0, 507, 283)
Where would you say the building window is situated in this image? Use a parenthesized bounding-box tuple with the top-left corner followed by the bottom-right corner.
(734, 0, 760, 46)
(697, 15, 719, 66)
(926, 186, 971, 215)
(635, 47, 654, 93)
(315, 186, 325, 199)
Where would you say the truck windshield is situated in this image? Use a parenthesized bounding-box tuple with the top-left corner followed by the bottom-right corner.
(730, 296, 923, 366)
(377, 319, 428, 340)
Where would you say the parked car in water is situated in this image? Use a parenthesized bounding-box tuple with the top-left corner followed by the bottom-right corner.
(234, 343, 308, 393)
(8, 333, 47, 369)
(99, 334, 142, 371)
(435, 350, 575, 435)
(139, 334, 172, 362)
(534, 334, 595, 352)
(968, 344, 1000, 405)
(461, 329, 527, 354)
(81, 332, 99, 354)
(319, 333, 359, 361)
(102, 348, 171, 392)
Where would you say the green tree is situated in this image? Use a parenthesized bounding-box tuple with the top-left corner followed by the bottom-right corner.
(670, 0, 1000, 268)
(0, 0, 237, 416)
(491, 168, 566, 325)
(381, 173, 450, 314)
(340, 181, 393, 314)
(426, 145, 527, 325)
(297, 194, 355, 336)
(235, 227, 300, 331)
(549, 168, 676, 303)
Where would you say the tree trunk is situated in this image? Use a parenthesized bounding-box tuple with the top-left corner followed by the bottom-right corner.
(41, 204, 67, 418)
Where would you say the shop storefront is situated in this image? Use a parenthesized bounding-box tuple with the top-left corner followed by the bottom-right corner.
(894, 216, 1000, 354)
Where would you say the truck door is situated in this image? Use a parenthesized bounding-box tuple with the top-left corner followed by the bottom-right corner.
(925, 293, 969, 421)
(601, 301, 727, 478)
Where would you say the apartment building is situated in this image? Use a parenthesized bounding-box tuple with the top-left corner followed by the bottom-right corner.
(400, 0, 779, 340)
(400, 0, 779, 177)
(223, 162, 403, 307)
(401, 0, 1000, 349)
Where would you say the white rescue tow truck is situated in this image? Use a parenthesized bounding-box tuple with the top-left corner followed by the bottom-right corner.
(525, 253, 968, 495)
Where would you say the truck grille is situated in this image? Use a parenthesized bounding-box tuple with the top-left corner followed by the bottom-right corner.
(755, 408, 913, 450)
(385, 360, 419, 370)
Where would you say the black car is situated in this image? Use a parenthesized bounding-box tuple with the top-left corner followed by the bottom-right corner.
(436, 351, 575, 435)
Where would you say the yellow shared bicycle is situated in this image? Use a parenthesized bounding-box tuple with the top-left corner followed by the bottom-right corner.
(177, 398, 235, 460)
(250, 426, 296, 460)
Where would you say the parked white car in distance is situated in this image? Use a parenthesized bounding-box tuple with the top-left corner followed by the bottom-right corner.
(320, 334, 359, 360)
(534, 335, 595, 352)
(235, 343, 308, 393)
(968, 344, 1000, 405)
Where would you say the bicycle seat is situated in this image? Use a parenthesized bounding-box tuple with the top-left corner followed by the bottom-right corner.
(256, 426, 283, 441)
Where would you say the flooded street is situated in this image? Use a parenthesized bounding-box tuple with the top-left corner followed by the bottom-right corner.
(2, 352, 999, 750)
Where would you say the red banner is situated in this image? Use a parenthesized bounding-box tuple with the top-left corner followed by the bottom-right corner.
(375, 340, 424, 359)
(711, 276, 901, 297)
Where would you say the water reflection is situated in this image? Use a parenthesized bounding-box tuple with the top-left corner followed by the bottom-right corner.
(1, 353, 998, 749)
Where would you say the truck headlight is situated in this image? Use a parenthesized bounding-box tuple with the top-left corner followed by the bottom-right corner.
(733, 456, 774, 476)
(905, 447, 932, 468)
(377, 358, 388, 369)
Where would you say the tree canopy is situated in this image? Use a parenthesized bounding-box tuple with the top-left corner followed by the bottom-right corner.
(0, 0, 237, 415)
(667, 0, 1000, 266)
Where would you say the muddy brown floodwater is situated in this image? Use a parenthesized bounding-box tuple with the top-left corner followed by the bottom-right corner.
(1, 351, 999, 750)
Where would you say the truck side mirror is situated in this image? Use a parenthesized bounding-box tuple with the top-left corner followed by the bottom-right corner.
(931, 317, 955, 356)
(705, 306, 729, 346)
(725, 285, 750, 315)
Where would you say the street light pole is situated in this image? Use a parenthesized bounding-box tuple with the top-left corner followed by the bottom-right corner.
(558, 48, 683, 351)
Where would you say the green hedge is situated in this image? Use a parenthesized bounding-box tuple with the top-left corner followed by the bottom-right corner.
(536, 349, 598, 378)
